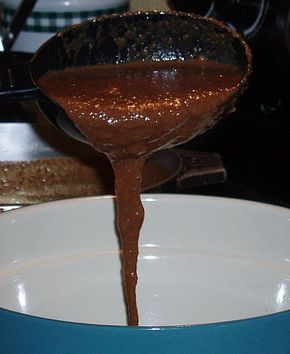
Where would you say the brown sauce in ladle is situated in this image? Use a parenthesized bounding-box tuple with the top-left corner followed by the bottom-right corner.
(39, 59, 244, 326)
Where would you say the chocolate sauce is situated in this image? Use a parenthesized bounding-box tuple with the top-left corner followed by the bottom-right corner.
(39, 59, 244, 326)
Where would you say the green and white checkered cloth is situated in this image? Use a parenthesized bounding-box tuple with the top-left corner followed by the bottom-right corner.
(2, 4, 129, 33)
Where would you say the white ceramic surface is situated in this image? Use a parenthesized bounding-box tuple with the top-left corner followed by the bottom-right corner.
(0, 194, 290, 326)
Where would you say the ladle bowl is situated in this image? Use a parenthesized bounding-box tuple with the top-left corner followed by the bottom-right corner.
(0, 11, 251, 144)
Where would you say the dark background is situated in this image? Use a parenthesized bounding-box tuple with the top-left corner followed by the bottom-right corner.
(170, 0, 290, 207)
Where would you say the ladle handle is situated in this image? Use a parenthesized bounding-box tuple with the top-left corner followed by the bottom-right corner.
(0, 62, 40, 102)
(2, 0, 38, 51)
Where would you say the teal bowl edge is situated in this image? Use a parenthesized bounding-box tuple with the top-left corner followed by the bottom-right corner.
(1, 307, 290, 354)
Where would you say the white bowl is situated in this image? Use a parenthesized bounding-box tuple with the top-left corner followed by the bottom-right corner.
(0, 194, 290, 354)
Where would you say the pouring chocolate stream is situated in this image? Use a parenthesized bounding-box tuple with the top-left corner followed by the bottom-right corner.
(38, 57, 248, 325)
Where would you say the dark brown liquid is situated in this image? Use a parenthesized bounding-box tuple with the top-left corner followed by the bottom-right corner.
(39, 59, 243, 326)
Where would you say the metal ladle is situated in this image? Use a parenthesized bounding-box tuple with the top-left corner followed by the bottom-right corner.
(0, 12, 252, 144)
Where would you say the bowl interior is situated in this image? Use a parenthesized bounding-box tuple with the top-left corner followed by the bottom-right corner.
(0, 194, 289, 326)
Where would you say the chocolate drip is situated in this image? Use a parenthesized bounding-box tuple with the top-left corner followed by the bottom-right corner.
(112, 157, 145, 325)
(38, 59, 243, 326)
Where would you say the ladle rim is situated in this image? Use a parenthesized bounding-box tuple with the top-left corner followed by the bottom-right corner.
(31, 10, 252, 81)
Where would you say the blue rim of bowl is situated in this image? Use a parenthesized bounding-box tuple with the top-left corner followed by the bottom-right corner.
(0, 305, 290, 331)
